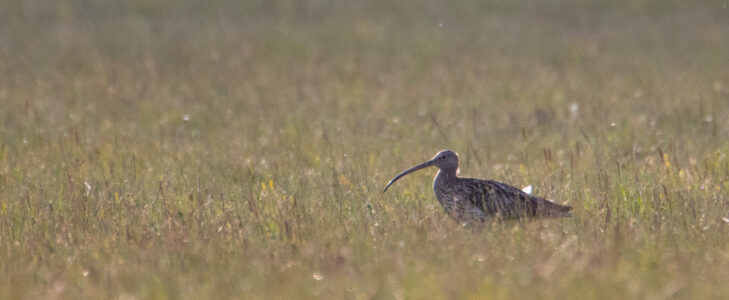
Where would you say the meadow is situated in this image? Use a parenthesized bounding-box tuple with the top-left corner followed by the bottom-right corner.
(1, 0, 729, 298)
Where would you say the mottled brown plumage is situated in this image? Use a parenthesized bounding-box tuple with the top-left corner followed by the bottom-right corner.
(384, 150, 572, 223)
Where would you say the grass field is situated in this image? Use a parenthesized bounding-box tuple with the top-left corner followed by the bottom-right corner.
(1, 0, 729, 298)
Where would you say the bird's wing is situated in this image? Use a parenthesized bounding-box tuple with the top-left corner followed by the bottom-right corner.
(463, 178, 572, 218)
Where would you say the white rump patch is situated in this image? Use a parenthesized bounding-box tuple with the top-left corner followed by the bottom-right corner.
(522, 185, 532, 194)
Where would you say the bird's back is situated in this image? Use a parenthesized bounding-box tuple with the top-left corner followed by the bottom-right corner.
(435, 177, 572, 221)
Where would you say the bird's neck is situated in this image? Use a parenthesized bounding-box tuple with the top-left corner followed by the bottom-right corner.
(435, 167, 458, 184)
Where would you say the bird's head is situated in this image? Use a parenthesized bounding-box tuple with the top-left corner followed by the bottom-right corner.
(383, 150, 459, 193)
(430, 150, 459, 170)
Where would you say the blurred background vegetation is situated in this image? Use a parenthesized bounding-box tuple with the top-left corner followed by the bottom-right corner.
(1, 0, 728, 298)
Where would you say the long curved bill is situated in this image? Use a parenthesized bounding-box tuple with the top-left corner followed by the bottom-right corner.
(383, 159, 435, 193)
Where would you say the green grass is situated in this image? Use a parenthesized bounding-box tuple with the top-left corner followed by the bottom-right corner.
(1, 0, 729, 298)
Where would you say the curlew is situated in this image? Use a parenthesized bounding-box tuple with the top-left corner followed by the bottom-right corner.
(383, 150, 572, 223)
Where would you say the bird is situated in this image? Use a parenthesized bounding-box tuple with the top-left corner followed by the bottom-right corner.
(383, 150, 572, 223)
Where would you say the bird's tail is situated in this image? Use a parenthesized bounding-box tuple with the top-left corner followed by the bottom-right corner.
(540, 199, 573, 218)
